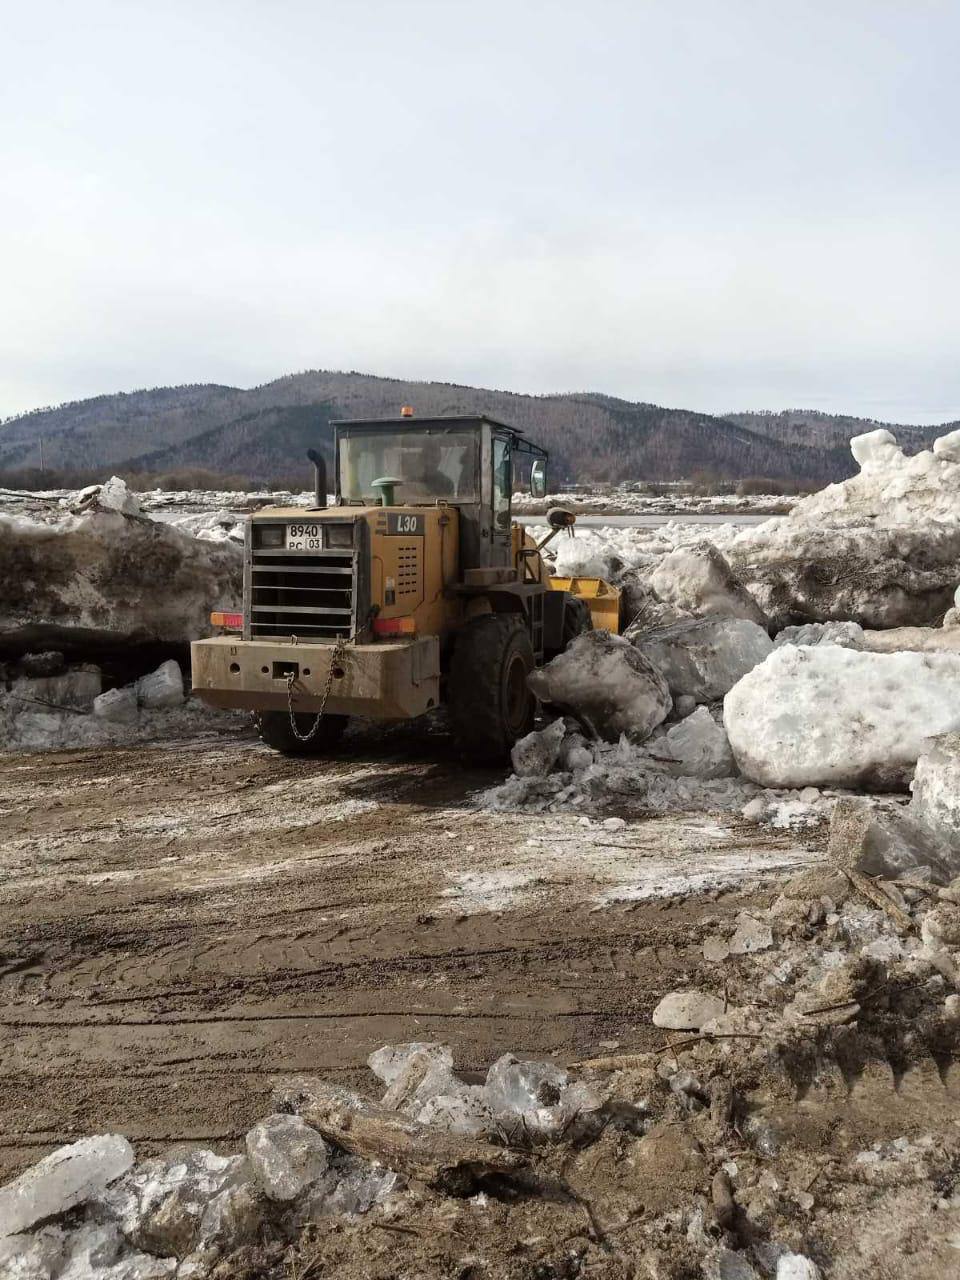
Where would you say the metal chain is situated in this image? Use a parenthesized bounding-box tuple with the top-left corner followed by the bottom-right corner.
(284, 610, 374, 743)
(285, 635, 346, 743)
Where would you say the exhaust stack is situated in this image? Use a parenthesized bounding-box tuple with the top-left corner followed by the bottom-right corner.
(306, 449, 327, 509)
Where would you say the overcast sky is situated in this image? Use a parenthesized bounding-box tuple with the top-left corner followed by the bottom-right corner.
(3, 0, 958, 423)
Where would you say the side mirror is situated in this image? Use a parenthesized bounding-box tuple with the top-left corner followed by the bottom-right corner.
(530, 459, 547, 500)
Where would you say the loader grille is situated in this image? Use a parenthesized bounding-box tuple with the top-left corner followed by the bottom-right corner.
(248, 551, 356, 640)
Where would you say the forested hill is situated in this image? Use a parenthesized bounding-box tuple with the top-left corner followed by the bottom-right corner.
(722, 409, 949, 455)
(1, 370, 952, 487)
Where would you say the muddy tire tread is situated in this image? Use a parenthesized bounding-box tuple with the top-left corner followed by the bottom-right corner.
(448, 613, 536, 764)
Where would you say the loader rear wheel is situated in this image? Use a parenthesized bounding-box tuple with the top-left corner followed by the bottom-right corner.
(449, 613, 536, 764)
(254, 710, 349, 755)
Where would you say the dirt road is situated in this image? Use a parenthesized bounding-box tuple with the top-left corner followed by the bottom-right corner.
(0, 721, 821, 1179)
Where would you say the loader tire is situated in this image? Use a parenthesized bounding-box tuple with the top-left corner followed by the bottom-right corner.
(562, 596, 593, 647)
(254, 709, 349, 755)
(449, 613, 536, 764)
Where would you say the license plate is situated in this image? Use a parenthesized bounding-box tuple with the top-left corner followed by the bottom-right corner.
(286, 523, 322, 551)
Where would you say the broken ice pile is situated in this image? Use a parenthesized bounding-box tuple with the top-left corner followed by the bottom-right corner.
(488, 427, 960, 822)
(0, 1112, 398, 1277)
(0, 1037, 643, 1277)
(0, 655, 192, 750)
(367, 1041, 610, 1145)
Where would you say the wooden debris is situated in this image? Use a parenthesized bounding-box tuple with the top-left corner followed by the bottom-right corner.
(708, 1077, 735, 1131)
(274, 1076, 525, 1196)
(840, 867, 915, 934)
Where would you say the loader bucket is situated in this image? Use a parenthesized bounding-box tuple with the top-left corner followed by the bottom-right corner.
(550, 576, 622, 634)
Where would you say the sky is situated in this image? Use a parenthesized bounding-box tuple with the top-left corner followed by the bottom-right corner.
(2, 0, 959, 423)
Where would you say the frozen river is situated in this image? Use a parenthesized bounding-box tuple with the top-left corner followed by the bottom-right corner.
(514, 512, 777, 528)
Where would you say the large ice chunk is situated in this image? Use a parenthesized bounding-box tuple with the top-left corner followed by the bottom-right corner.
(619, 577, 691, 633)
(725, 646, 960, 789)
(510, 718, 566, 777)
(527, 631, 671, 742)
(368, 1042, 462, 1116)
(0, 1135, 133, 1238)
(52, 1221, 176, 1278)
(484, 1054, 568, 1113)
(647, 540, 768, 626)
(482, 1054, 604, 1143)
(850, 428, 902, 470)
(136, 660, 184, 709)
(93, 685, 139, 724)
(97, 476, 142, 517)
(368, 1041, 453, 1088)
(100, 1148, 257, 1260)
(634, 617, 773, 703)
(302, 1159, 401, 1219)
(648, 706, 736, 779)
(416, 1089, 497, 1137)
(910, 733, 960, 849)
(652, 991, 725, 1030)
(0, 1225, 67, 1278)
(933, 429, 960, 463)
(773, 621, 865, 650)
(245, 1113, 329, 1202)
(827, 797, 960, 885)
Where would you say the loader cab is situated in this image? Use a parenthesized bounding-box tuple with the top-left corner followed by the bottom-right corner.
(332, 414, 548, 572)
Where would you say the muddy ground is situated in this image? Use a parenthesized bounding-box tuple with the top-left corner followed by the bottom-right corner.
(0, 719, 820, 1182)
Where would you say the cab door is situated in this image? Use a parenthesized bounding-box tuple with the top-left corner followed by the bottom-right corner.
(491, 434, 513, 567)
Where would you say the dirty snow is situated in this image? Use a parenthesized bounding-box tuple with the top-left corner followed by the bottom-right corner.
(0, 498, 242, 653)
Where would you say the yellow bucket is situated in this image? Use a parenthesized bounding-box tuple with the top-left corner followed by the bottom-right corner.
(550, 576, 621, 634)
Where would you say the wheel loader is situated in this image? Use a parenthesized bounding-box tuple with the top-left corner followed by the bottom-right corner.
(191, 412, 621, 762)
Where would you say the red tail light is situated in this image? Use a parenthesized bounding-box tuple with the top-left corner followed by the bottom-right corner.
(210, 611, 243, 630)
(373, 616, 416, 637)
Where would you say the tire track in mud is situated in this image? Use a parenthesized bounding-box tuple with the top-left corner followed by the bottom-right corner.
(0, 733, 821, 1177)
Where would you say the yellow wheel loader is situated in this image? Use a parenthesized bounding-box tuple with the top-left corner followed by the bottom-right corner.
(191, 412, 620, 762)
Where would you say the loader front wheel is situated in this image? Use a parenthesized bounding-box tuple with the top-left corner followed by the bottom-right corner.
(254, 710, 349, 755)
(449, 613, 536, 764)
(562, 596, 593, 647)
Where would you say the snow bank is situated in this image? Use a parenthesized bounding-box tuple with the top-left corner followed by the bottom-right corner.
(533, 428, 960, 633)
(722, 429, 960, 628)
(725, 646, 960, 788)
(0, 499, 241, 653)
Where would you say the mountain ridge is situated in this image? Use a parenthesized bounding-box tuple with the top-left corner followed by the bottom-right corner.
(2, 370, 955, 487)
